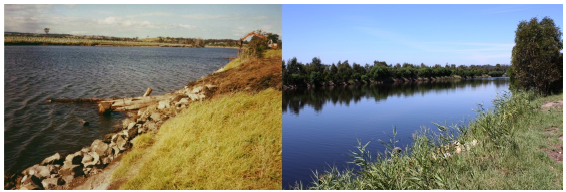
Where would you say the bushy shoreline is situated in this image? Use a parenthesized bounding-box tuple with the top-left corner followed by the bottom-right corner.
(296, 91, 562, 190)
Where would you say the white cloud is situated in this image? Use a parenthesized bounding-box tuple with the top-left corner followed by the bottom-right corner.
(172, 24, 196, 30)
(97, 17, 158, 29)
(182, 14, 229, 20)
(99, 17, 119, 25)
(126, 12, 172, 18)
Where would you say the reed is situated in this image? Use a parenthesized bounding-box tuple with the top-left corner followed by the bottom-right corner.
(298, 91, 562, 190)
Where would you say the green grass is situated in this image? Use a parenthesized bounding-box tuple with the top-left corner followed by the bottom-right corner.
(300, 91, 562, 190)
(112, 88, 282, 189)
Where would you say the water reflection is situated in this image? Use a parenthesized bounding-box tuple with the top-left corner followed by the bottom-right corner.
(283, 78, 510, 115)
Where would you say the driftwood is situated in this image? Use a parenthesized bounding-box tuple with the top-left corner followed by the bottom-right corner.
(143, 87, 152, 97)
(46, 87, 172, 116)
(45, 98, 111, 103)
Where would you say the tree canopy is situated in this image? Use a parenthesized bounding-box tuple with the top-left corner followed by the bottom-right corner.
(511, 16, 563, 95)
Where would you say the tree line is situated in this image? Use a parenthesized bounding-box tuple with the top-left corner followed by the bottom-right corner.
(283, 57, 509, 86)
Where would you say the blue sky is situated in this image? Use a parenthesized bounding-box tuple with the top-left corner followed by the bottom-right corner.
(4, 4, 282, 39)
(283, 4, 563, 66)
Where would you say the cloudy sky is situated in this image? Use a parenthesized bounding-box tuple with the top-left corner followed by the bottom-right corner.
(4, 4, 282, 39)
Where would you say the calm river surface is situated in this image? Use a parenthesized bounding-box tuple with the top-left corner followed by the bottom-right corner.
(282, 78, 510, 188)
(4, 46, 236, 175)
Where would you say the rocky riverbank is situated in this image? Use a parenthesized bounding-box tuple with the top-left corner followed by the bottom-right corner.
(4, 83, 215, 190)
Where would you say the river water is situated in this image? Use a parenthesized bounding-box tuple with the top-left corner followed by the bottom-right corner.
(282, 78, 510, 188)
(4, 46, 237, 175)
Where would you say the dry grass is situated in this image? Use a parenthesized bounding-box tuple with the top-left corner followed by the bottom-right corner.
(113, 88, 282, 189)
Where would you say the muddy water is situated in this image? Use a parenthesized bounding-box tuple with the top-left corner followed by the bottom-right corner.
(4, 46, 237, 175)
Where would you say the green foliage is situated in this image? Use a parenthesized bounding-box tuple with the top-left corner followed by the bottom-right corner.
(299, 91, 563, 190)
(309, 71, 321, 85)
(283, 57, 511, 86)
(511, 16, 563, 95)
(242, 35, 268, 59)
(488, 71, 505, 77)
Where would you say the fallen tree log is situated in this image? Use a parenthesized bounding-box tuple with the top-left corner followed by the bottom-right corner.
(45, 87, 174, 116)
(143, 87, 152, 97)
(45, 98, 111, 103)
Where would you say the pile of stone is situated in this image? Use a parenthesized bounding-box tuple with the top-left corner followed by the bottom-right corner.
(432, 139, 479, 160)
(5, 84, 216, 190)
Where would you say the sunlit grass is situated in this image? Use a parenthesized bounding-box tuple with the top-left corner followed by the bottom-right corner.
(220, 49, 281, 72)
(114, 88, 282, 189)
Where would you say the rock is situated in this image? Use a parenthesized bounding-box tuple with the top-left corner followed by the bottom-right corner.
(82, 152, 99, 167)
(40, 153, 62, 165)
(81, 147, 91, 153)
(455, 146, 462, 154)
(146, 122, 156, 130)
(127, 126, 138, 140)
(61, 175, 74, 184)
(84, 167, 92, 175)
(111, 134, 119, 143)
(138, 127, 148, 134)
(191, 86, 203, 94)
(115, 135, 128, 151)
(122, 130, 129, 138)
(59, 163, 83, 177)
(91, 139, 110, 157)
(188, 93, 205, 101)
(158, 100, 170, 109)
(101, 156, 113, 165)
(176, 98, 190, 107)
(27, 165, 51, 179)
(41, 177, 64, 189)
(122, 118, 134, 130)
(150, 112, 162, 122)
(127, 122, 136, 130)
(81, 154, 93, 165)
(65, 152, 84, 165)
(112, 146, 120, 157)
(103, 133, 115, 142)
(172, 94, 184, 102)
(46, 164, 59, 175)
(19, 175, 43, 190)
(20, 175, 43, 190)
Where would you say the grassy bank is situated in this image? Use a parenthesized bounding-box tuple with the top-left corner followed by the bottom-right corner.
(300, 91, 562, 190)
(110, 49, 282, 189)
(112, 88, 281, 189)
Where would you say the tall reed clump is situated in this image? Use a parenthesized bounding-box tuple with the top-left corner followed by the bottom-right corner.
(301, 91, 562, 190)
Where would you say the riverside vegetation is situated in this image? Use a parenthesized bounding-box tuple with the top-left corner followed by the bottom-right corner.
(283, 57, 509, 88)
(293, 16, 563, 190)
(294, 91, 562, 189)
